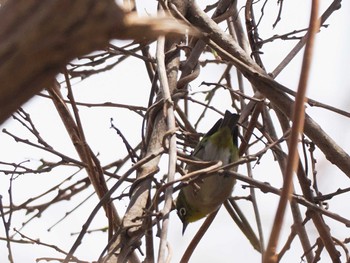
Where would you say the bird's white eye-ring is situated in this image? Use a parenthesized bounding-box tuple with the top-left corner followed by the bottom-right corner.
(179, 207, 187, 217)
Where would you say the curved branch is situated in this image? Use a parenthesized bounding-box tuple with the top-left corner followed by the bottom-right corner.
(0, 0, 191, 124)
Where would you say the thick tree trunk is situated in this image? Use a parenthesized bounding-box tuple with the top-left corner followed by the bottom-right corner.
(0, 0, 188, 124)
(0, 0, 126, 123)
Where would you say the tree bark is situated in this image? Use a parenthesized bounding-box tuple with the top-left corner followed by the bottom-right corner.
(0, 0, 125, 123)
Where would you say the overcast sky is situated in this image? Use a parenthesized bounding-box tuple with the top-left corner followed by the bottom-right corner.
(1, 1, 350, 262)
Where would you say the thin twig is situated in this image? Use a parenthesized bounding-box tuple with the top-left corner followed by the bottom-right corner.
(263, 1, 320, 262)
(180, 210, 218, 263)
(63, 148, 164, 263)
(156, 32, 178, 263)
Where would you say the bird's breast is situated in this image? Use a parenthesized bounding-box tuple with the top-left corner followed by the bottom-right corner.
(184, 141, 237, 214)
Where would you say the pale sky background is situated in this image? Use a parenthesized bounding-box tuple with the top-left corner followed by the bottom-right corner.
(1, 1, 350, 262)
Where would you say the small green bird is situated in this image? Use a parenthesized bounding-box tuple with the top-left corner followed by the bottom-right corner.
(176, 110, 239, 233)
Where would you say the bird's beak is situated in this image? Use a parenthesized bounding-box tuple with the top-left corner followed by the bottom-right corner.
(182, 222, 188, 235)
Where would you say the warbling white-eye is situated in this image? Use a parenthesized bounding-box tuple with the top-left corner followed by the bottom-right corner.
(176, 110, 239, 233)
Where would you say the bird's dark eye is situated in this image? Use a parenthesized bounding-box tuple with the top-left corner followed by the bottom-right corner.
(179, 207, 187, 217)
